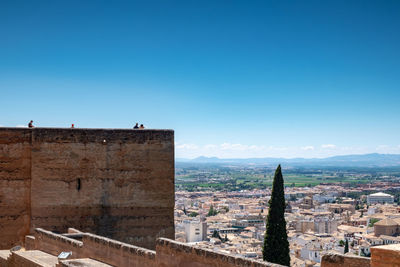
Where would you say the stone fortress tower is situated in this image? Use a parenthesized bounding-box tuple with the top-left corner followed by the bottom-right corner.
(0, 127, 175, 250)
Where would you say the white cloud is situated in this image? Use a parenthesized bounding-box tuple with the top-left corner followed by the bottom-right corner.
(267, 146, 288, 151)
(374, 145, 400, 153)
(176, 143, 199, 150)
(221, 143, 247, 150)
(175, 141, 400, 159)
(321, 144, 336, 149)
(376, 145, 389, 150)
(249, 145, 264, 150)
(220, 143, 266, 151)
(16, 125, 28, 128)
(204, 144, 217, 149)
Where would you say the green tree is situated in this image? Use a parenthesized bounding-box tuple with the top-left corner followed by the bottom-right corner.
(207, 205, 218, 217)
(263, 165, 290, 266)
(212, 230, 222, 240)
(188, 212, 199, 217)
(368, 218, 380, 227)
(212, 230, 218, 238)
(344, 239, 349, 254)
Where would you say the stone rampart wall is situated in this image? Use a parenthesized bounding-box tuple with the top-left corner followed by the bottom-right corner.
(155, 238, 283, 267)
(21, 229, 283, 267)
(0, 129, 31, 248)
(0, 250, 11, 267)
(7, 252, 40, 267)
(81, 233, 156, 267)
(321, 252, 371, 267)
(7, 250, 58, 267)
(371, 244, 400, 267)
(34, 228, 83, 258)
(0, 127, 175, 250)
(24, 235, 36, 250)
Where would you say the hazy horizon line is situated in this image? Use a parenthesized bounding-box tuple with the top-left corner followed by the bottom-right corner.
(176, 152, 400, 160)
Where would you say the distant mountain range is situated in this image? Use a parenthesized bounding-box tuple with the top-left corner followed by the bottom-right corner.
(176, 153, 400, 167)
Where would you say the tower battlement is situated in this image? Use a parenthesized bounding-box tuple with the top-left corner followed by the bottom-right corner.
(0, 127, 175, 250)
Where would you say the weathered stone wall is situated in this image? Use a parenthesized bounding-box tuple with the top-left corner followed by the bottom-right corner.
(34, 228, 83, 258)
(57, 258, 113, 267)
(30, 228, 156, 266)
(371, 244, 400, 267)
(24, 235, 36, 250)
(155, 238, 283, 267)
(81, 233, 156, 267)
(0, 129, 32, 249)
(7, 250, 58, 267)
(24, 229, 282, 267)
(321, 253, 371, 267)
(0, 127, 175, 250)
(0, 250, 11, 267)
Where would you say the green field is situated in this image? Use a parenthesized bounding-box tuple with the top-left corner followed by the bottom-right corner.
(176, 171, 372, 191)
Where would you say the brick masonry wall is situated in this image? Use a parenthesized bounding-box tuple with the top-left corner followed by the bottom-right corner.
(0, 129, 32, 249)
(7, 252, 42, 267)
(28, 229, 155, 266)
(7, 250, 58, 267)
(0, 127, 175, 250)
(321, 253, 371, 267)
(155, 238, 284, 267)
(22, 229, 283, 267)
(371, 244, 400, 267)
(24, 235, 36, 250)
(81, 233, 156, 267)
(34, 228, 83, 258)
(0, 250, 11, 267)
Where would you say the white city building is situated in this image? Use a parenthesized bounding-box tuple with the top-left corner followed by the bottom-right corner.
(367, 192, 394, 205)
(183, 219, 207, 243)
(300, 243, 321, 263)
(313, 194, 336, 204)
(314, 217, 338, 234)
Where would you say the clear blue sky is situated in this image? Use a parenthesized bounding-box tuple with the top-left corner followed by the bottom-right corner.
(1, 0, 399, 158)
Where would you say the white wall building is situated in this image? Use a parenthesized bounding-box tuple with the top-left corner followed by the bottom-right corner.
(314, 217, 338, 234)
(300, 243, 321, 263)
(367, 192, 394, 205)
(184, 220, 207, 243)
(313, 194, 336, 204)
(368, 207, 377, 215)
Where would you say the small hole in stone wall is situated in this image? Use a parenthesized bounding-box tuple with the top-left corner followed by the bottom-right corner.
(77, 178, 81, 191)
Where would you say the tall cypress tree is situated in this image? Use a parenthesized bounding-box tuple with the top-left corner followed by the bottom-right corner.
(263, 165, 290, 266)
(344, 239, 349, 254)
